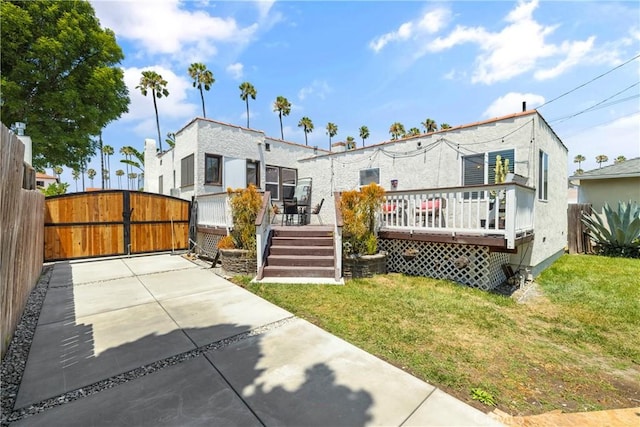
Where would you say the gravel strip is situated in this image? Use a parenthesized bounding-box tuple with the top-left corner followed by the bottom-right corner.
(1, 260, 295, 425)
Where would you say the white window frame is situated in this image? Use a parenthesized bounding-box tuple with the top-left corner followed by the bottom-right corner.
(538, 150, 548, 201)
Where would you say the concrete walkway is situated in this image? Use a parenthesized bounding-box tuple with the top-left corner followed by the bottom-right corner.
(10, 254, 502, 426)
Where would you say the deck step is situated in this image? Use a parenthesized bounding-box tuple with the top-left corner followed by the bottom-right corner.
(273, 227, 333, 238)
(269, 245, 334, 256)
(262, 266, 334, 278)
(272, 236, 333, 246)
(267, 255, 334, 267)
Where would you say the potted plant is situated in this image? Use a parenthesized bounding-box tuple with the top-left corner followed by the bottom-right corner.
(217, 184, 262, 275)
(341, 183, 387, 278)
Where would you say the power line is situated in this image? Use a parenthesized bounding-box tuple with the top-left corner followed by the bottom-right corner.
(557, 110, 640, 138)
(549, 82, 640, 124)
(537, 53, 640, 109)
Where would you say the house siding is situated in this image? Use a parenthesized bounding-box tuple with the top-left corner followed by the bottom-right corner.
(578, 177, 640, 213)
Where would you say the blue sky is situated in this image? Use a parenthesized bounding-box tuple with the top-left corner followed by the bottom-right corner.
(63, 0, 639, 187)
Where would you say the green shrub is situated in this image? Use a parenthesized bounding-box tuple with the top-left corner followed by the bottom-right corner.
(582, 200, 640, 258)
(340, 183, 385, 256)
(226, 184, 262, 256)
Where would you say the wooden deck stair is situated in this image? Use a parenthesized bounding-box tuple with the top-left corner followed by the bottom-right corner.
(262, 226, 335, 278)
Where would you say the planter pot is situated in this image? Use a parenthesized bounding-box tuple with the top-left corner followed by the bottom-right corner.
(219, 248, 257, 276)
(342, 252, 387, 279)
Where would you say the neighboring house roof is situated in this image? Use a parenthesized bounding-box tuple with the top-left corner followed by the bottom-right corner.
(36, 172, 58, 180)
(570, 157, 640, 181)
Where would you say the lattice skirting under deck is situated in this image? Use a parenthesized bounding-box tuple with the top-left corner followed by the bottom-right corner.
(379, 238, 510, 290)
(196, 231, 223, 258)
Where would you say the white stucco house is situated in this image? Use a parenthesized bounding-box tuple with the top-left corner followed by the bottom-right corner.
(144, 109, 568, 287)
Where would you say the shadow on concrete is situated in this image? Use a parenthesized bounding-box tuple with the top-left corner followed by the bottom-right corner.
(10, 262, 374, 426)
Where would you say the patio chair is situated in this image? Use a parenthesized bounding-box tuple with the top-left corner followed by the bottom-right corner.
(308, 198, 324, 225)
(281, 198, 298, 226)
(415, 198, 446, 227)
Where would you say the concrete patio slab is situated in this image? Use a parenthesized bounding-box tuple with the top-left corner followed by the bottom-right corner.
(15, 302, 194, 408)
(205, 317, 435, 427)
(68, 258, 133, 284)
(403, 388, 504, 426)
(159, 286, 292, 347)
(12, 356, 261, 427)
(37, 276, 155, 325)
(138, 267, 233, 301)
(122, 254, 197, 276)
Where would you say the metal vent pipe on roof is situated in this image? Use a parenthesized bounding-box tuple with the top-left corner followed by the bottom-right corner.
(522, 101, 526, 112)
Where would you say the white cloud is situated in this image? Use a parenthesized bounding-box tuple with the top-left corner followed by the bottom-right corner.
(483, 92, 545, 118)
(369, 7, 451, 52)
(298, 80, 332, 101)
(91, 1, 258, 60)
(563, 113, 640, 173)
(426, 0, 600, 84)
(122, 66, 197, 138)
(226, 62, 244, 80)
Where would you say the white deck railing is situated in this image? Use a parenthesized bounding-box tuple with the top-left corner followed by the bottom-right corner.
(196, 192, 232, 228)
(380, 183, 535, 249)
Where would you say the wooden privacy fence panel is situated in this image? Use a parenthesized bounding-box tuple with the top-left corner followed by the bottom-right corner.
(567, 203, 593, 254)
(1, 123, 44, 358)
(44, 191, 190, 261)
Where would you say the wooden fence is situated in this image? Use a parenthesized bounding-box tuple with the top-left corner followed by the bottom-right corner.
(567, 203, 593, 254)
(1, 123, 44, 358)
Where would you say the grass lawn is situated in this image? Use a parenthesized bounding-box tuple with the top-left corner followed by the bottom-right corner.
(237, 254, 640, 416)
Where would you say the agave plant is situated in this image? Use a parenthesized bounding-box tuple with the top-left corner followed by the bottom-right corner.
(582, 201, 640, 258)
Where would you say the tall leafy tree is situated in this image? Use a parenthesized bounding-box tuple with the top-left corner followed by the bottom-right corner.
(120, 146, 133, 189)
(326, 122, 338, 145)
(102, 145, 114, 189)
(596, 154, 608, 168)
(120, 146, 144, 173)
(407, 127, 421, 136)
(389, 122, 405, 140)
(359, 125, 370, 147)
(273, 96, 291, 140)
(188, 62, 214, 118)
(137, 70, 169, 152)
(614, 155, 626, 164)
(52, 166, 63, 181)
(0, 0, 129, 170)
(421, 118, 437, 133)
(239, 82, 257, 128)
(573, 154, 586, 169)
(298, 117, 314, 146)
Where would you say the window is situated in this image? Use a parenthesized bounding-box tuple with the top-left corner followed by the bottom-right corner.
(181, 154, 194, 187)
(462, 149, 515, 199)
(359, 168, 380, 186)
(205, 154, 222, 185)
(246, 160, 259, 187)
(538, 150, 548, 201)
(265, 143, 271, 151)
(158, 175, 163, 194)
(488, 150, 515, 183)
(266, 166, 279, 200)
(462, 154, 485, 186)
(282, 168, 297, 199)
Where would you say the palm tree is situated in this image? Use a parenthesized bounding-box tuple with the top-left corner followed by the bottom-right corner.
(239, 82, 257, 128)
(421, 118, 437, 133)
(614, 155, 626, 164)
(188, 62, 215, 118)
(128, 172, 138, 190)
(52, 166, 63, 181)
(103, 169, 110, 187)
(359, 125, 370, 147)
(115, 169, 125, 189)
(574, 169, 584, 175)
(440, 123, 451, 130)
(120, 146, 133, 189)
(326, 122, 338, 146)
(298, 116, 314, 146)
(389, 122, 405, 140)
(72, 169, 80, 192)
(573, 154, 586, 170)
(137, 70, 169, 152)
(273, 96, 291, 139)
(102, 145, 114, 188)
(407, 127, 421, 136)
(595, 154, 608, 168)
(166, 132, 176, 149)
(346, 136, 356, 150)
(87, 168, 97, 187)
